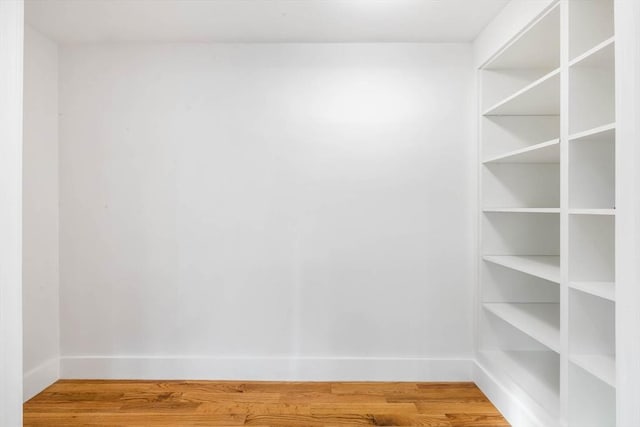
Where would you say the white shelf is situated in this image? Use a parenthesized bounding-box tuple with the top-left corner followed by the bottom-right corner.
(483, 255, 560, 284)
(483, 138, 560, 164)
(484, 208, 560, 214)
(569, 209, 615, 216)
(569, 122, 615, 142)
(570, 281, 615, 302)
(570, 354, 616, 388)
(484, 69, 560, 116)
(484, 303, 560, 353)
(569, 37, 615, 68)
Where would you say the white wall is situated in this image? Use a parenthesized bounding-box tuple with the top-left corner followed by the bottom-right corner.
(58, 43, 475, 379)
(0, 0, 24, 424)
(22, 26, 59, 400)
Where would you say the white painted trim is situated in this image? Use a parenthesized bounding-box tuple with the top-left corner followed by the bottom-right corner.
(473, 362, 554, 427)
(23, 358, 59, 402)
(0, 0, 24, 425)
(61, 356, 473, 382)
(615, 0, 640, 425)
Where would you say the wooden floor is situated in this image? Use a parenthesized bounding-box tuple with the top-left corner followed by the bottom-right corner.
(23, 380, 509, 427)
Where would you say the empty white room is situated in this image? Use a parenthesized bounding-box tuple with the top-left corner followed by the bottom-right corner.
(1, 0, 640, 426)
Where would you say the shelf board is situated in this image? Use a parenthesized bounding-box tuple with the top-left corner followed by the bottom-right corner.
(570, 281, 615, 302)
(484, 303, 560, 353)
(569, 37, 615, 68)
(483, 255, 560, 283)
(484, 208, 560, 214)
(483, 68, 560, 116)
(569, 208, 615, 216)
(483, 139, 560, 164)
(569, 122, 615, 142)
(570, 354, 616, 388)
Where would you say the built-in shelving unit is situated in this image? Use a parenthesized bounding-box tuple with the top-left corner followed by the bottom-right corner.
(478, 1, 616, 425)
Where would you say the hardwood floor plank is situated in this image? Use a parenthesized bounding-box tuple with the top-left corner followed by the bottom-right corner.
(279, 391, 389, 404)
(196, 402, 313, 415)
(331, 382, 419, 395)
(415, 401, 504, 413)
(23, 380, 510, 426)
(244, 413, 377, 426)
(181, 391, 282, 403)
(243, 381, 332, 393)
(30, 391, 125, 402)
(445, 413, 511, 427)
(309, 402, 419, 415)
(23, 413, 247, 427)
(371, 414, 452, 427)
(20, 402, 123, 414)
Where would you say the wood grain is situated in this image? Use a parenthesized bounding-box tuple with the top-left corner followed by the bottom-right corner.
(23, 380, 509, 426)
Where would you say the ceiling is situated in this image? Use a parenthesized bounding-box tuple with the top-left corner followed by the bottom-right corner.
(26, 0, 509, 44)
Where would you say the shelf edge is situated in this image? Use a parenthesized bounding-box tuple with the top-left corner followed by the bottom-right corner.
(569, 281, 615, 302)
(568, 122, 616, 141)
(569, 355, 616, 388)
(483, 255, 561, 284)
(483, 303, 561, 353)
(569, 36, 615, 68)
(483, 138, 560, 164)
(568, 209, 615, 216)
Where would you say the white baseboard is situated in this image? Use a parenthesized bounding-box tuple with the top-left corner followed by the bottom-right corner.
(473, 361, 557, 427)
(23, 358, 59, 402)
(61, 356, 473, 382)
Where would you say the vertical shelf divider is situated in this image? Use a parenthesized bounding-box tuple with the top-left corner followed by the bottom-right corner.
(559, 0, 570, 424)
(567, 0, 616, 425)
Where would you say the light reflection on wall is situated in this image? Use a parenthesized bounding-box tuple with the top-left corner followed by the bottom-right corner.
(296, 68, 432, 127)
